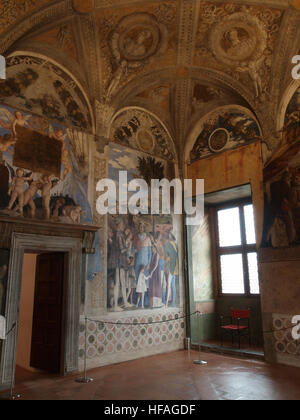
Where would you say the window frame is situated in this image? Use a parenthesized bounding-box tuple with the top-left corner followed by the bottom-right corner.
(213, 198, 259, 298)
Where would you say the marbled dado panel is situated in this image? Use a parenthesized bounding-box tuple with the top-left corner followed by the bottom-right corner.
(272, 314, 300, 358)
(79, 311, 185, 363)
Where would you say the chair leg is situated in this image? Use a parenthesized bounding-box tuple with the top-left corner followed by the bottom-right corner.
(238, 331, 241, 350)
(232, 332, 234, 346)
(221, 328, 223, 347)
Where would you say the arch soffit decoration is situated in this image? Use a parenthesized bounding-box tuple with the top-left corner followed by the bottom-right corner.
(109, 106, 178, 163)
(268, 8, 300, 112)
(0, 0, 298, 152)
(277, 79, 300, 133)
(112, 66, 259, 114)
(0, 1, 74, 55)
(8, 40, 87, 98)
(4, 50, 95, 134)
(184, 104, 263, 165)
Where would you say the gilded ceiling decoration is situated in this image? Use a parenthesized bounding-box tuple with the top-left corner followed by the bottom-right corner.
(0, 0, 298, 161)
(72, 0, 93, 14)
(136, 84, 171, 114)
(293, 0, 300, 10)
(0, 0, 54, 35)
(192, 83, 234, 114)
(194, 2, 283, 102)
(28, 24, 78, 63)
(97, 1, 178, 101)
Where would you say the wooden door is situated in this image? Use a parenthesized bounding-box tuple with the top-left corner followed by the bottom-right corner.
(30, 253, 65, 373)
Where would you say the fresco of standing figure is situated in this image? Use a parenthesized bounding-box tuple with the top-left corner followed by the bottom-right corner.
(147, 244, 162, 309)
(114, 219, 133, 311)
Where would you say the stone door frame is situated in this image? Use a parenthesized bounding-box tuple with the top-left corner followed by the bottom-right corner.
(0, 232, 82, 390)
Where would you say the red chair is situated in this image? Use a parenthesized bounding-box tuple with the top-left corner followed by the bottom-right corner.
(220, 309, 251, 349)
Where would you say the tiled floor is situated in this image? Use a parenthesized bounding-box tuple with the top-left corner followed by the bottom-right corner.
(1, 350, 300, 400)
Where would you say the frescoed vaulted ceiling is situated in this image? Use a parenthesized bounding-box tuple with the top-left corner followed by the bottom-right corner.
(0, 0, 54, 35)
(0, 0, 299, 165)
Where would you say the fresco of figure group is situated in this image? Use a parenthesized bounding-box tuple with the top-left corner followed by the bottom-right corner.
(107, 143, 180, 312)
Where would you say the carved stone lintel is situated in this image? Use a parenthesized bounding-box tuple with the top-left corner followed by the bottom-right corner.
(0, 216, 99, 251)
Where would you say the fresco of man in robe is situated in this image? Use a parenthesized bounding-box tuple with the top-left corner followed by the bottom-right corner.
(162, 232, 178, 308)
(134, 222, 152, 290)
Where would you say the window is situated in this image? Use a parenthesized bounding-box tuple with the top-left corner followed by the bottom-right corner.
(215, 202, 260, 296)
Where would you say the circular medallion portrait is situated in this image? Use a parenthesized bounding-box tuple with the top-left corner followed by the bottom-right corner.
(210, 13, 267, 66)
(120, 25, 159, 61)
(221, 28, 255, 61)
(110, 13, 168, 67)
(208, 128, 229, 153)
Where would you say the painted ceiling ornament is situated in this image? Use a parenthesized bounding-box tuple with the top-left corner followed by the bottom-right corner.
(208, 128, 229, 153)
(0, 0, 51, 35)
(94, 99, 114, 152)
(0, 55, 91, 131)
(210, 13, 267, 99)
(292, 0, 300, 10)
(190, 107, 262, 162)
(136, 129, 155, 154)
(106, 13, 168, 101)
(72, 0, 93, 14)
(111, 109, 175, 162)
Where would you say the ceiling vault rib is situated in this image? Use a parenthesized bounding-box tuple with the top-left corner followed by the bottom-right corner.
(174, 0, 200, 170)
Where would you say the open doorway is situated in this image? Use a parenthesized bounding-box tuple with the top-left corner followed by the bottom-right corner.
(186, 184, 265, 359)
(16, 252, 66, 377)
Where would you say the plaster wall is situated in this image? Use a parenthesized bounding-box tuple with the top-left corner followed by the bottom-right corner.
(187, 142, 264, 346)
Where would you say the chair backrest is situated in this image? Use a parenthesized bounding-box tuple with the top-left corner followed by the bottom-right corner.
(231, 309, 250, 319)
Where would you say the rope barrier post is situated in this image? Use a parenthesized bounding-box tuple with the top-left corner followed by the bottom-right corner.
(193, 312, 207, 366)
(76, 317, 93, 384)
(0, 321, 21, 401)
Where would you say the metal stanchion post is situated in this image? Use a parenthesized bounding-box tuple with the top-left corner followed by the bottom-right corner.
(76, 317, 93, 384)
(186, 337, 191, 361)
(0, 321, 21, 400)
(193, 312, 207, 366)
